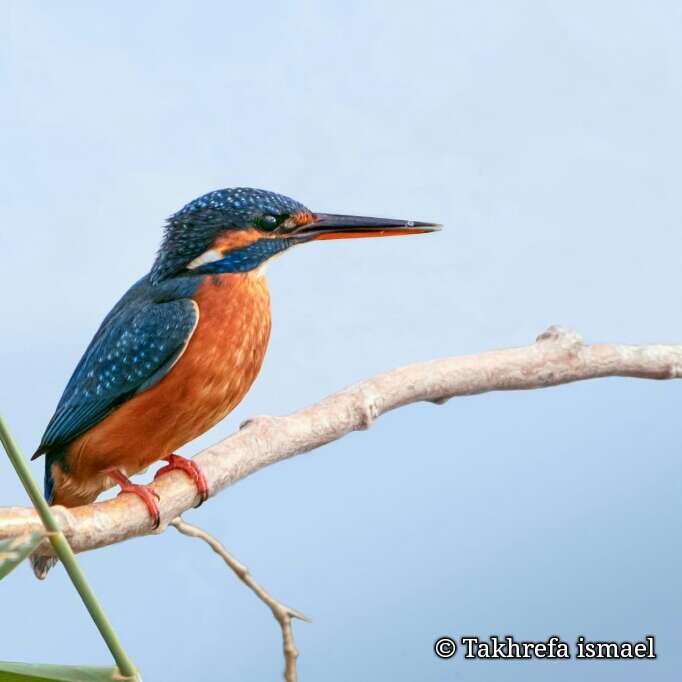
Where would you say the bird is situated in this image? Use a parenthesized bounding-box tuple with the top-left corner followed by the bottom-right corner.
(30, 187, 438, 578)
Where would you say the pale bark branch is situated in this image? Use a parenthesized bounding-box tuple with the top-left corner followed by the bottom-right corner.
(2, 326, 681, 554)
(170, 518, 309, 682)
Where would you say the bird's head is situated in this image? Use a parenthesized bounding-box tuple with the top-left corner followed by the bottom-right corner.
(150, 187, 439, 282)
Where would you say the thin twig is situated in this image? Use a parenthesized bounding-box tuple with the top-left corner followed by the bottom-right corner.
(170, 517, 310, 682)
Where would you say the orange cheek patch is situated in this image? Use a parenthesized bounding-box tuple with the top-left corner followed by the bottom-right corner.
(290, 211, 314, 227)
(213, 228, 262, 251)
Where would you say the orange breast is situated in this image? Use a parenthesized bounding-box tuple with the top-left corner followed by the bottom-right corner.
(62, 272, 271, 499)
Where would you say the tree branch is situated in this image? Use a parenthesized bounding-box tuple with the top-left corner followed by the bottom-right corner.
(2, 326, 681, 553)
(170, 518, 309, 682)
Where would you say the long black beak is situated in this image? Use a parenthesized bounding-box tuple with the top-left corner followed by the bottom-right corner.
(293, 213, 441, 241)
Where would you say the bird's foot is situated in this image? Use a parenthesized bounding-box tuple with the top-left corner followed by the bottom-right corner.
(154, 454, 209, 508)
(107, 469, 160, 529)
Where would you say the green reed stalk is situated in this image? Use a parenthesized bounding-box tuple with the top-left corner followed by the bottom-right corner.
(0, 414, 140, 681)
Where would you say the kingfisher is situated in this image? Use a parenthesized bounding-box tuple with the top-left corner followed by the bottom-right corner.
(30, 187, 438, 578)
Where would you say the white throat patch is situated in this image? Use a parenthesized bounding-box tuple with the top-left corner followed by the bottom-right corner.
(187, 248, 224, 270)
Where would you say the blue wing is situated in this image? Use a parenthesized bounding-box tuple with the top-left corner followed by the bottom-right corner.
(34, 281, 198, 457)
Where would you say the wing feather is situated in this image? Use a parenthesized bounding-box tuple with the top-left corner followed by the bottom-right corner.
(34, 295, 198, 457)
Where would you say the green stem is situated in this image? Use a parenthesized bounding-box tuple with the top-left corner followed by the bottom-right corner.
(0, 414, 140, 681)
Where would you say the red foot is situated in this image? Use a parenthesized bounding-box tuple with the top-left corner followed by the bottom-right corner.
(107, 469, 160, 529)
(154, 454, 209, 508)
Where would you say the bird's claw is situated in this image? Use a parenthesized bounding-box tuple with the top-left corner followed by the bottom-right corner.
(154, 454, 209, 508)
(108, 469, 161, 529)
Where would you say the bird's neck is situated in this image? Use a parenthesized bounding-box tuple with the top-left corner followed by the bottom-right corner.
(194, 271, 271, 324)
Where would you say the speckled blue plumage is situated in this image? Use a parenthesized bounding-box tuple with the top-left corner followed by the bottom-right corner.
(151, 188, 309, 282)
(174, 187, 307, 219)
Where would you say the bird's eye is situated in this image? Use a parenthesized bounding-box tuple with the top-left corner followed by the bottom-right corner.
(255, 214, 287, 231)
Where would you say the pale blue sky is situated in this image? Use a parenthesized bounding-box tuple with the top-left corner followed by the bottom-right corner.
(1, 2, 681, 680)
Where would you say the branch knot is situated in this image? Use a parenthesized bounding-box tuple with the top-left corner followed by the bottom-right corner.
(354, 386, 381, 429)
(536, 325, 583, 350)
